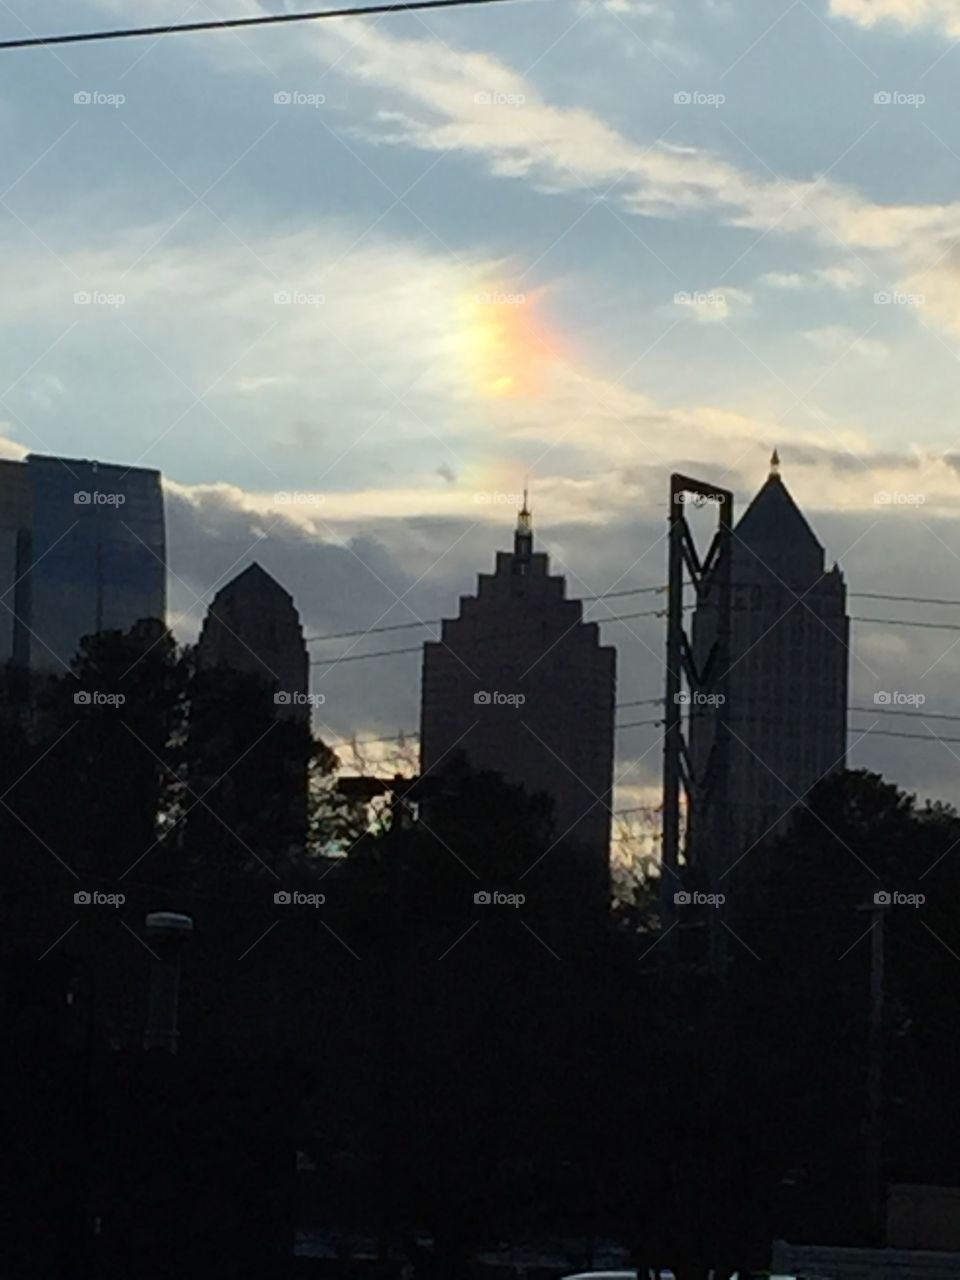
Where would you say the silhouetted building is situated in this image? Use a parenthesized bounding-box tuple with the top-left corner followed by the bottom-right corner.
(691, 452, 848, 858)
(0, 453, 165, 671)
(0, 459, 31, 667)
(420, 498, 616, 904)
(191, 563, 312, 862)
(195, 562, 309, 719)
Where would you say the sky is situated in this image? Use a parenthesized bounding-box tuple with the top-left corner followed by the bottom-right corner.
(4, 0, 960, 814)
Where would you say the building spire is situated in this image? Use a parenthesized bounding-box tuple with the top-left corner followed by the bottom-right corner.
(513, 485, 533, 570)
(517, 486, 531, 534)
(769, 448, 781, 478)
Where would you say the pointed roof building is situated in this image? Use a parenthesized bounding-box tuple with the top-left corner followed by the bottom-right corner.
(196, 561, 309, 718)
(733, 450, 824, 579)
(690, 452, 849, 861)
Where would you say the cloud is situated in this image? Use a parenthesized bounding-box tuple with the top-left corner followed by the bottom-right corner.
(0, 433, 28, 460)
(818, 264, 866, 291)
(674, 285, 752, 321)
(759, 271, 808, 289)
(804, 325, 889, 360)
(84, 0, 960, 343)
(760, 263, 866, 292)
(830, 0, 960, 37)
(304, 17, 960, 260)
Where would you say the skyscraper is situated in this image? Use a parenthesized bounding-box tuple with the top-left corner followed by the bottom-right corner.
(0, 459, 31, 668)
(195, 562, 309, 719)
(419, 498, 617, 902)
(0, 453, 166, 672)
(192, 562, 312, 857)
(690, 453, 849, 858)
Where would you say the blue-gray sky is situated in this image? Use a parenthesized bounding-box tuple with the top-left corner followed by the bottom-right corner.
(5, 0, 960, 813)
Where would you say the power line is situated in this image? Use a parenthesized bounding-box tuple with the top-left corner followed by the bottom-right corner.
(851, 591, 960, 609)
(309, 607, 669, 665)
(691, 584, 960, 613)
(852, 615, 960, 633)
(303, 585, 665, 644)
(850, 705, 960, 723)
(331, 698, 665, 745)
(855, 727, 960, 747)
(326, 702, 960, 749)
(0, 0, 537, 52)
(312, 643, 422, 666)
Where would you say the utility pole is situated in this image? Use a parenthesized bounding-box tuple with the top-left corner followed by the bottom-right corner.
(864, 896, 887, 1241)
(336, 773, 445, 1268)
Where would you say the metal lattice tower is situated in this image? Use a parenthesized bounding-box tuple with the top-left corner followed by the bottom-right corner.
(660, 473, 733, 983)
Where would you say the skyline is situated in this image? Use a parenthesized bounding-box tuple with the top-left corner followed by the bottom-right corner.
(5, 445, 960, 840)
(4, 0, 960, 811)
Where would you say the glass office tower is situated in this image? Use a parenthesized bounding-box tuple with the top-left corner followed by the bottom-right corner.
(0, 454, 166, 672)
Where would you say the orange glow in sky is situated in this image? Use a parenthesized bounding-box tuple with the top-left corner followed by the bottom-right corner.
(460, 283, 561, 398)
